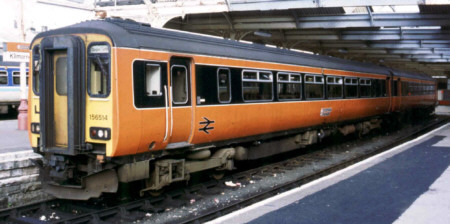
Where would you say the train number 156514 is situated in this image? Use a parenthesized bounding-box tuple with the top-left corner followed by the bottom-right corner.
(89, 114, 108, 121)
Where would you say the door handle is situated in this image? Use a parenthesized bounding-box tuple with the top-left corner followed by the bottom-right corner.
(163, 85, 169, 142)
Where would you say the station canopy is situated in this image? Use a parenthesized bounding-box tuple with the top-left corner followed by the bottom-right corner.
(50, 0, 450, 79)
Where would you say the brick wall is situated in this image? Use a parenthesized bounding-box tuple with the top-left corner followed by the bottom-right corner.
(0, 151, 53, 209)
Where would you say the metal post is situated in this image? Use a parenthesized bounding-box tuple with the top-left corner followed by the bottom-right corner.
(17, 62, 28, 130)
(17, 0, 28, 130)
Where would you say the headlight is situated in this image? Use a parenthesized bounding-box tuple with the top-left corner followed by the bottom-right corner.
(31, 123, 40, 134)
(89, 127, 111, 140)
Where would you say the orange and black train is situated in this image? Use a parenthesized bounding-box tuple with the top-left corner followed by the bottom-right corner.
(28, 18, 436, 200)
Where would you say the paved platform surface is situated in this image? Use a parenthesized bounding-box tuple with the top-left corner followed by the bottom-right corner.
(209, 123, 450, 224)
(435, 105, 450, 116)
(0, 120, 31, 154)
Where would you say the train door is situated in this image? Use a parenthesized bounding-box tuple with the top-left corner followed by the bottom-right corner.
(40, 36, 85, 155)
(392, 78, 400, 112)
(398, 78, 403, 111)
(167, 57, 192, 147)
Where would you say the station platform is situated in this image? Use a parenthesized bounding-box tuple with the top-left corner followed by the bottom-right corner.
(435, 105, 450, 116)
(0, 120, 31, 154)
(208, 123, 450, 224)
(0, 120, 47, 209)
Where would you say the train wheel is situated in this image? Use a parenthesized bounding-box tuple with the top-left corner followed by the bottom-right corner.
(211, 171, 225, 180)
(144, 179, 165, 197)
(148, 189, 165, 197)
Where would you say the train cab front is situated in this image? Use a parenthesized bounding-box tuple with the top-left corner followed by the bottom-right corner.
(28, 33, 118, 200)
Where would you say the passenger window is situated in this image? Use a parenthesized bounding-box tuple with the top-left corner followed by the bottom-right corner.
(242, 70, 273, 101)
(327, 76, 343, 99)
(401, 81, 408, 96)
(393, 80, 398, 96)
(0, 71, 7, 85)
(13, 72, 20, 85)
(345, 77, 358, 98)
(305, 74, 324, 99)
(12, 71, 28, 86)
(277, 72, 301, 100)
(133, 60, 167, 108)
(88, 44, 110, 97)
(371, 80, 378, 97)
(217, 68, 231, 103)
(359, 79, 371, 97)
(145, 64, 162, 96)
(171, 65, 188, 104)
(374, 79, 386, 97)
(381, 79, 387, 97)
(55, 57, 68, 96)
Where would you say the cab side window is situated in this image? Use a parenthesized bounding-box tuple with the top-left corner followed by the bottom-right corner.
(33, 46, 41, 95)
(88, 44, 110, 98)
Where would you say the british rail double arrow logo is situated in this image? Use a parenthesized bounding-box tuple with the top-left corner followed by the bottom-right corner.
(199, 117, 215, 134)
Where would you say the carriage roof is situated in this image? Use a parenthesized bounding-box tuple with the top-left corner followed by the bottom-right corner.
(33, 18, 433, 81)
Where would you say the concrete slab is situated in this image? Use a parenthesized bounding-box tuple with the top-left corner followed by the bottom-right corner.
(393, 166, 450, 224)
(208, 123, 450, 224)
(0, 120, 31, 154)
(435, 105, 450, 116)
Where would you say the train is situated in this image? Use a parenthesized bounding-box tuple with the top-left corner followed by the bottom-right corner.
(28, 18, 436, 200)
(0, 60, 28, 114)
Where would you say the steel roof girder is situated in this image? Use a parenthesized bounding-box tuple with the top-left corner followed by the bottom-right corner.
(292, 13, 450, 29)
(227, 0, 431, 11)
(364, 54, 402, 58)
(389, 48, 450, 54)
(413, 58, 450, 62)
(178, 13, 450, 30)
(323, 48, 449, 56)
(361, 40, 450, 48)
(347, 49, 388, 54)
(330, 53, 450, 59)
(294, 40, 450, 49)
(266, 31, 450, 41)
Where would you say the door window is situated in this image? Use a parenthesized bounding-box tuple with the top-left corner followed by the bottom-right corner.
(55, 57, 68, 96)
(217, 68, 231, 103)
(171, 65, 188, 104)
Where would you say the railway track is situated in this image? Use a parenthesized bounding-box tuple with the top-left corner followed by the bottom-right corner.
(0, 112, 18, 121)
(0, 116, 447, 224)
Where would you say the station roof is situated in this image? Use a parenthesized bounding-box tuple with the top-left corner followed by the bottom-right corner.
(47, 0, 450, 79)
(164, 3, 450, 79)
